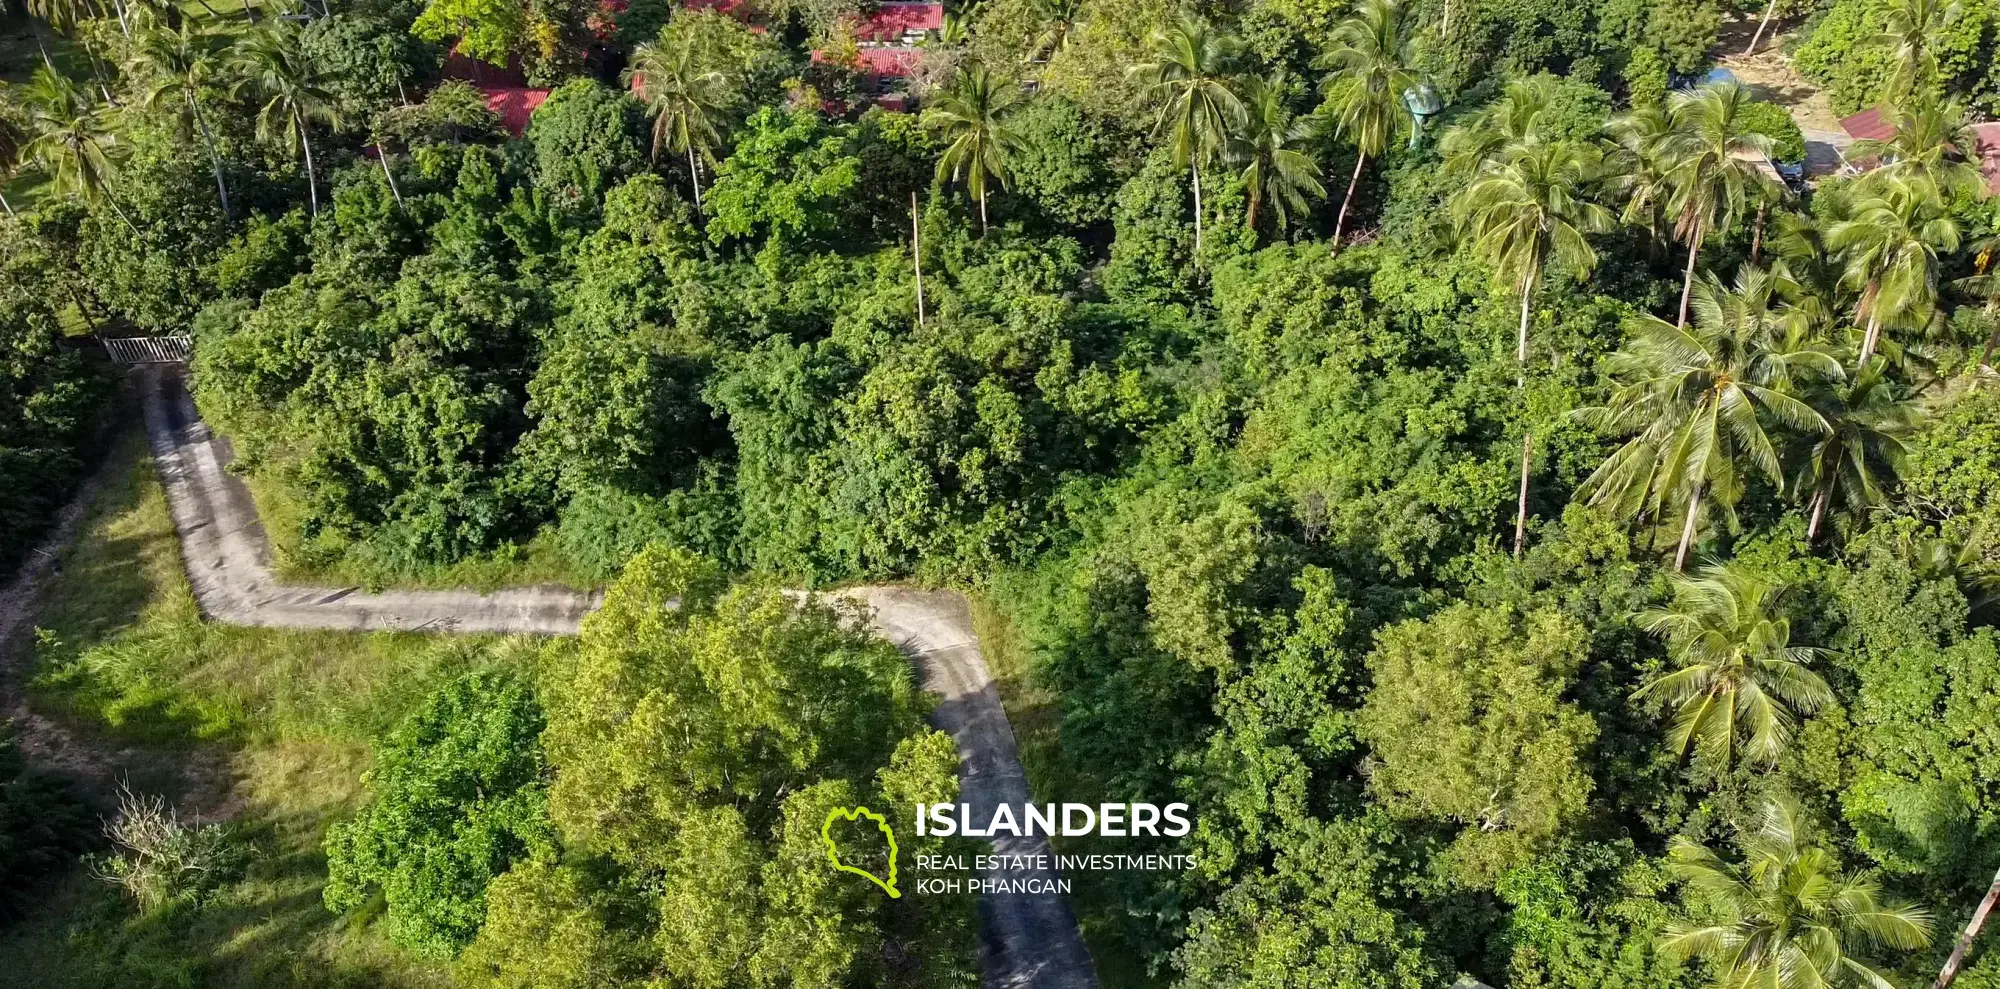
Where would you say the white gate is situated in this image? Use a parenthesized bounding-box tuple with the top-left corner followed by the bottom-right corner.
(103, 335, 194, 365)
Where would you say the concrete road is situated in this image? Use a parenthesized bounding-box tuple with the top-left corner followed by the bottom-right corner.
(133, 366, 1100, 989)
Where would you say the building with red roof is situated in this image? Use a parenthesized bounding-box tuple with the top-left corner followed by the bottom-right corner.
(484, 87, 552, 136)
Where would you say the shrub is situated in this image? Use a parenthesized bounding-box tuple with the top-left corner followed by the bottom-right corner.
(91, 786, 243, 913)
(1739, 99, 1807, 163)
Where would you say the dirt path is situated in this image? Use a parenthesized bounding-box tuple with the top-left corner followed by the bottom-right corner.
(132, 366, 1099, 989)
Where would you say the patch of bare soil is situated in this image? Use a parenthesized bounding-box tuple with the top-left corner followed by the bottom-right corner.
(0, 432, 240, 822)
(1716, 25, 1846, 132)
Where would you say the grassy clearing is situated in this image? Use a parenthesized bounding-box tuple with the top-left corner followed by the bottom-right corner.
(0, 429, 546, 989)
(969, 593, 1164, 989)
(243, 473, 600, 594)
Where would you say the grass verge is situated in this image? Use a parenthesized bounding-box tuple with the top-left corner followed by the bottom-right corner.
(0, 428, 543, 989)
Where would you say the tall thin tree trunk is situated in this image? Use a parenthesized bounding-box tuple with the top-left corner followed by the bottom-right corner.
(1517, 265, 1537, 363)
(1751, 203, 1767, 265)
(1246, 190, 1260, 238)
(298, 112, 319, 216)
(377, 147, 404, 207)
(1976, 315, 1999, 388)
(1335, 153, 1366, 246)
(1859, 310, 1883, 366)
(0, 189, 13, 217)
(240, 0, 257, 19)
(1514, 431, 1534, 558)
(190, 95, 231, 219)
(1674, 483, 1703, 572)
(687, 143, 703, 210)
(1191, 161, 1202, 255)
(911, 191, 926, 328)
(1678, 226, 1702, 328)
(1806, 485, 1828, 541)
(29, 17, 55, 71)
(1931, 863, 2000, 989)
(1746, 0, 1781, 54)
(979, 187, 988, 236)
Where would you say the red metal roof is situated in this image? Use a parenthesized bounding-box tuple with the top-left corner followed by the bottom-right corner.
(853, 2, 942, 39)
(484, 87, 551, 136)
(811, 46, 922, 76)
(1839, 107, 1896, 143)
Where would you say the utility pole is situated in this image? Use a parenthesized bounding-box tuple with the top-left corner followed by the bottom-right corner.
(912, 191, 927, 328)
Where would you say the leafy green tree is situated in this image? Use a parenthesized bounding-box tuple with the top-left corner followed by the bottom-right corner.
(625, 38, 731, 209)
(525, 78, 649, 215)
(923, 63, 1025, 234)
(1657, 82, 1781, 328)
(324, 671, 556, 957)
(455, 858, 652, 989)
(18, 67, 126, 225)
(1793, 364, 1920, 542)
(412, 0, 526, 67)
(703, 106, 861, 248)
(1359, 603, 1598, 884)
(129, 21, 232, 218)
(1130, 15, 1243, 255)
(1573, 268, 1834, 570)
(234, 25, 344, 216)
(1662, 792, 1931, 988)
(1316, 0, 1415, 244)
(1004, 93, 1124, 229)
(1233, 70, 1324, 236)
(1634, 563, 1835, 767)
(1874, 0, 1964, 101)
(1828, 172, 1961, 367)
(1454, 139, 1613, 556)
(301, 13, 435, 119)
(1852, 101, 1987, 200)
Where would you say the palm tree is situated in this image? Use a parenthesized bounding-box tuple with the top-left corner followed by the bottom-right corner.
(1792, 364, 1920, 542)
(234, 25, 342, 216)
(1853, 101, 1987, 200)
(1456, 140, 1614, 557)
(1636, 565, 1835, 766)
(1438, 74, 1561, 178)
(1828, 173, 1960, 366)
(625, 40, 731, 210)
(1024, 0, 1080, 63)
(1572, 268, 1835, 570)
(1953, 235, 2000, 380)
(1130, 16, 1242, 255)
(131, 21, 232, 218)
(1316, 0, 1416, 245)
(1658, 83, 1781, 328)
(1663, 793, 1931, 988)
(1876, 0, 1963, 102)
(1602, 104, 1679, 261)
(18, 66, 128, 226)
(1234, 71, 1324, 236)
(923, 64, 1024, 235)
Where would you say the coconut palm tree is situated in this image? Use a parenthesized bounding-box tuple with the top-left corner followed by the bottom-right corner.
(1953, 235, 2000, 380)
(1658, 83, 1781, 328)
(1636, 565, 1835, 766)
(1828, 173, 1960, 367)
(18, 66, 128, 226)
(1572, 267, 1835, 570)
(1853, 101, 1987, 200)
(1792, 364, 1920, 542)
(1316, 0, 1416, 245)
(1438, 73, 1562, 178)
(1024, 0, 1080, 63)
(625, 40, 731, 210)
(1130, 16, 1242, 255)
(1455, 140, 1614, 556)
(1663, 792, 1931, 987)
(923, 63, 1024, 236)
(131, 21, 232, 218)
(1234, 70, 1324, 237)
(1875, 0, 1963, 102)
(1602, 103, 1679, 260)
(234, 25, 342, 216)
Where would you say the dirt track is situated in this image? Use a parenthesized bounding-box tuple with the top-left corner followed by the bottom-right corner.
(131, 366, 1100, 989)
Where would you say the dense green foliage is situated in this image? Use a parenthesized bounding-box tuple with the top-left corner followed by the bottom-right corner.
(0, 725, 89, 920)
(4, 0, 2000, 986)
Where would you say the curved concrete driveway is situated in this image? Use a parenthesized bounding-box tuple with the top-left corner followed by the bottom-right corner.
(135, 367, 1098, 989)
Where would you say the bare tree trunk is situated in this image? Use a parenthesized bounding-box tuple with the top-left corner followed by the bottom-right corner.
(377, 147, 404, 207)
(1191, 161, 1202, 255)
(1746, 0, 1781, 54)
(1931, 864, 2000, 989)
(911, 191, 926, 328)
(1518, 265, 1537, 363)
(1806, 485, 1827, 541)
(1976, 316, 1999, 388)
(1514, 431, 1534, 558)
(190, 94, 231, 219)
(1674, 484, 1703, 572)
(298, 111, 319, 216)
(29, 16, 55, 71)
(0, 189, 13, 217)
(687, 143, 703, 211)
(1678, 226, 1702, 328)
(1335, 153, 1366, 246)
(1751, 203, 1767, 265)
(979, 187, 988, 236)
(1859, 310, 1883, 366)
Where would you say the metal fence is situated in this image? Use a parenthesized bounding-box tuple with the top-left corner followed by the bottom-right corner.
(102, 336, 194, 365)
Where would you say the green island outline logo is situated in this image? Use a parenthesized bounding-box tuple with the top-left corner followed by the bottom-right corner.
(821, 805, 901, 898)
